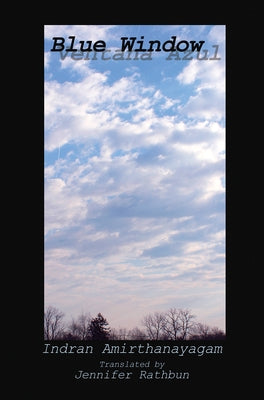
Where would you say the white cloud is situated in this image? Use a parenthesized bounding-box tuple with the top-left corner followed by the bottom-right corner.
(177, 59, 225, 121)
(208, 25, 225, 44)
(44, 25, 226, 331)
(44, 52, 51, 69)
(45, 71, 179, 152)
(44, 178, 87, 234)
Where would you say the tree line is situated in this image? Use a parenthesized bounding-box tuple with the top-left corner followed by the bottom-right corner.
(44, 306, 225, 340)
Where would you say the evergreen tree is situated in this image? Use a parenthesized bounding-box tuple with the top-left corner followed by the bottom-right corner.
(89, 313, 111, 340)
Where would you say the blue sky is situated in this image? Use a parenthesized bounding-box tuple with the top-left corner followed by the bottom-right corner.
(44, 25, 226, 331)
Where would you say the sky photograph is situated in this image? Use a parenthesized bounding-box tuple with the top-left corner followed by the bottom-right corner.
(44, 24, 226, 332)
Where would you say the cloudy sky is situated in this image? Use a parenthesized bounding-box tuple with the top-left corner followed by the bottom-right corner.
(44, 25, 225, 331)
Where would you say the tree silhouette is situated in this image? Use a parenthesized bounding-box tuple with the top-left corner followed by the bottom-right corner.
(67, 313, 92, 340)
(43, 306, 225, 340)
(89, 313, 111, 340)
(190, 323, 226, 340)
(142, 308, 196, 340)
(142, 312, 166, 340)
(44, 306, 65, 340)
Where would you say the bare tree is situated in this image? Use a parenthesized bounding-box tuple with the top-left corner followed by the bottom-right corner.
(209, 327, 225, 339)
(190, 323, 225, 340)
(67, 313, 92, 340)
(163, 308, 182, 340)
(128, 327, 147, 340)
(178, 308, 196, 339)
(44, 306, 65, 340)
(163, 308, 196, 340)
(191, 322, 211, 339)
(43, 305, 224, 341)
(142, 312, 166, 340)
